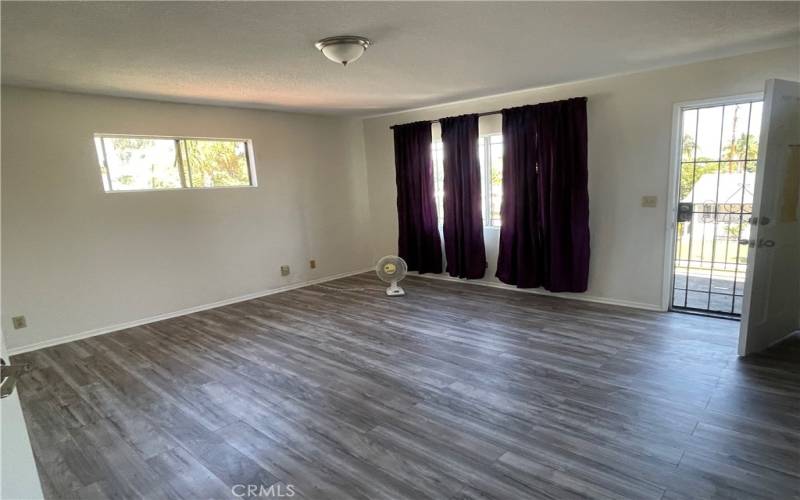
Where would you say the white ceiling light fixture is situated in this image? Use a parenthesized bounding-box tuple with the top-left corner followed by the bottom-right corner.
(315, 35, 372, 66)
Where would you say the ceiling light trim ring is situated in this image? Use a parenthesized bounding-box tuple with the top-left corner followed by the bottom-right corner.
(314, 35, 372, 51)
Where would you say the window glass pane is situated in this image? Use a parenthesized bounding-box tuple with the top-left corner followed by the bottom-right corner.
(431, 141, 444, 222)
(681, 161, 719, 203)
(721, 103, 751, 161)
(102, 137, 181, 191)
(95, 135, 255, 192)
(741, 163, 756, 205)
(489, 135, 503, 226)
(478, 137, 486, 223)
(681, 108, 698, 162)
(746, 102, 762, 160)
(708, 293, 733, 314)
(183, 139, 251, 188)
(695, 106, 724, 160)
(710, 270, 735, 295)
(94, 138, 110, 192)
(673, 287, 686, 308)
(685, 290, 709, 310)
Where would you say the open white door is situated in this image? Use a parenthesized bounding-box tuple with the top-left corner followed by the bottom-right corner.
(1, 331, 45, 499)
(739, 79, 800, 355)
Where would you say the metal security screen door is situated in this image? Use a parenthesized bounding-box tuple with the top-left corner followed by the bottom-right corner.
(671, 97, 763, 316)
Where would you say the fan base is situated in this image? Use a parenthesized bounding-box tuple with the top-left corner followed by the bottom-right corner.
(385, 284, 405, 297)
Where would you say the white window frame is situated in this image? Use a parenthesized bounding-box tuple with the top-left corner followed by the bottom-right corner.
(94, 133, 258, 193)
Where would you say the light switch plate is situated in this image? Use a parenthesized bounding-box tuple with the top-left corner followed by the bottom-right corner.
(641, 195, 658, 208)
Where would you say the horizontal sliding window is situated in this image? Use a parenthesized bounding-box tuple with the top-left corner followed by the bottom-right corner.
(94, 135, 255, 192)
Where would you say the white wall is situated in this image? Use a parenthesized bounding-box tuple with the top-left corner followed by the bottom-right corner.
(1, 87, 373, 352)
(362, 46, 800, 310)
(3, 46, 799, 353)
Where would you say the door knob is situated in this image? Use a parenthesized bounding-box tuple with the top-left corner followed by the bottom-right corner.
(739, 238, 776, 248)
(748, 216, 771, 226)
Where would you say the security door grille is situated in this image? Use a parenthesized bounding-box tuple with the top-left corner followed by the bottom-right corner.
(671, 98, 763, 317)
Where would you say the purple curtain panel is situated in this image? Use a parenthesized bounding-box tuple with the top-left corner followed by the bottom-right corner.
(496, 105, 546, 288)
(496, 97, 590, 292)
(440, 114, 487, 279)
(393, 121, 443, 274)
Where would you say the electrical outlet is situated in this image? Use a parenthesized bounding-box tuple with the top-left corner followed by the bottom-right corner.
(641, 195, 658, 208)
(12, 316, 27, 330)
(309, 260, 316, 269)
(280, 265, 290, 276)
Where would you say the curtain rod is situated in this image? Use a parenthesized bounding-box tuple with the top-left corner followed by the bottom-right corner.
(388, 96, 587, 130)
(389, 110, 500, 130)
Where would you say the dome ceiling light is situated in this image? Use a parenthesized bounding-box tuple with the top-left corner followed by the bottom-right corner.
(315, 35, 372, 66)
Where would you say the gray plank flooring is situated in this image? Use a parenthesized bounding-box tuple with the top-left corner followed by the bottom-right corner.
(12, 273, 800, 499)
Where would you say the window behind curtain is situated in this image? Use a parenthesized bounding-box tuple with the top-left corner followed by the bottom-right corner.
(94, 135, 255, 192)
(432, 133, 503, 226)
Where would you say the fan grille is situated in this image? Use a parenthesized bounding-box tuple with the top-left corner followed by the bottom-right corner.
(376, 255, 408, 283)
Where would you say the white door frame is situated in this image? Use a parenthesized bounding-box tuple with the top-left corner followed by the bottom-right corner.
(661, 92, 764, 312)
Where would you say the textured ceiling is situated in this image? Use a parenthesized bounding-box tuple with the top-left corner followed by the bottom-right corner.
(2, 2, 798, 115)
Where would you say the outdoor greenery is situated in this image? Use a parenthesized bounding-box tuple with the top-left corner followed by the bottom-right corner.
(183, 139, 250, 187)
(676, 228, 749, 266)
(674, 103, 761, 281)
(679, 132, 758, 199)
(105, 137, 181, 190)
(99, 137, 250, 191)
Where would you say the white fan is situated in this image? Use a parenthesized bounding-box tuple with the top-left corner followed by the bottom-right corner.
(376, 255, 408, 296)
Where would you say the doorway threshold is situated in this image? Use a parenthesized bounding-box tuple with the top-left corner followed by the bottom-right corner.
(670, 307, 741, 321)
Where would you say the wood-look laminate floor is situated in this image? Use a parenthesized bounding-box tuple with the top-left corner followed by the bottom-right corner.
(13, 273, 800, 500)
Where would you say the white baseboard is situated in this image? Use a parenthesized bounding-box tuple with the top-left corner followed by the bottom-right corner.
(8, 267, 373, 356)
(411, 272, 664, 312)
(10, 266, 662, 356)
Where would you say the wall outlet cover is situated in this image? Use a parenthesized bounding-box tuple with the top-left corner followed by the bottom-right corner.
(309, 260, 316, 269)
(12, 316, 27, 330)
(280, 265, 290, 276)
